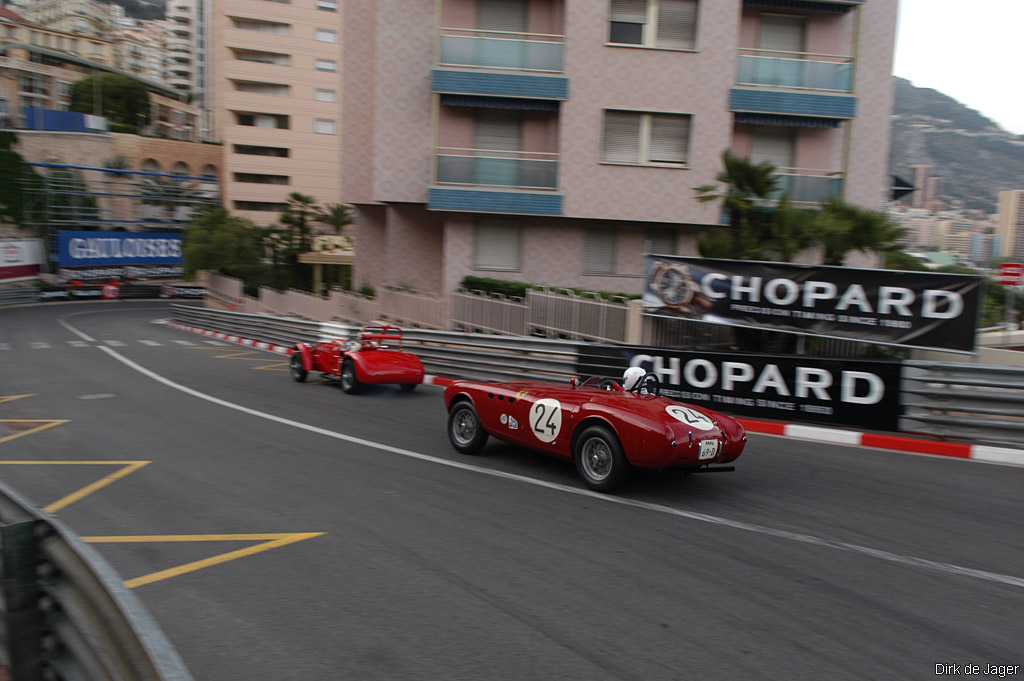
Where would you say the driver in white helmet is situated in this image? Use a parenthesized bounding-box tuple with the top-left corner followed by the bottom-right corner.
(622, 366, 647, 393)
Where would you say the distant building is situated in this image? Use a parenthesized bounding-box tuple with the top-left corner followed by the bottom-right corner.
(997, 190, 1024, 261)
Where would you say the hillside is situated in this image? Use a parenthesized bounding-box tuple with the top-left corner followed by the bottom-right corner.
(888, 76, 1024, 213)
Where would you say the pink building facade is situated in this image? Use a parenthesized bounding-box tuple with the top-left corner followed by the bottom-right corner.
(341, 0, 897, 298)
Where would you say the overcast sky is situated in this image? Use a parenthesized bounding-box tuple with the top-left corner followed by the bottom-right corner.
(893, 0, 1024, 134)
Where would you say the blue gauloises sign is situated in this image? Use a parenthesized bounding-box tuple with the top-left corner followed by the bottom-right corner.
(57, 231, 184, 267)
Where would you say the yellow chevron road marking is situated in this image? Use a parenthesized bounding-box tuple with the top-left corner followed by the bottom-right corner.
(82, 532, 326, 588)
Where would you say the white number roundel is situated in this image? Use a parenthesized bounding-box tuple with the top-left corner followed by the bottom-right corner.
(529, 398, 562, 443)
(665, 405, 715, 431)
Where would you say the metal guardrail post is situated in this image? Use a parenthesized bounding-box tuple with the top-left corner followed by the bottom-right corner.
(1, 519, 44, 681)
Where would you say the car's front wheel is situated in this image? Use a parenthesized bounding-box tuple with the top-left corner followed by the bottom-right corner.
(573, 424, 629, 492)
(340, 359, 362, 394)
(290, 351, 308, 383)
(399, 383, 417, 392)
(448, 400, 488, 454)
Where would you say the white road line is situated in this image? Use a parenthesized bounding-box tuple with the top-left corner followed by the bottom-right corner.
(102, 340, 127, 347)
(68, 340, 91, 347)
(29, 342, 51, 349)
(91, 342, 1024, 592)
(138, 340, 163, 346)
(171, 340, 197, 346)
(202, 340, 228, 346)
(0, 343, 9, 350)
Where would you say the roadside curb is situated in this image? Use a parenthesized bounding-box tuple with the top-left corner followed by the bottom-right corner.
(165, 321, 1024, 468)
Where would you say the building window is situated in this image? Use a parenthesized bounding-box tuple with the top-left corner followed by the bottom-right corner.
(233, 80, 290, 96)
(608, 0, 698, 50)
(645, 228, 676, 256)
(231, 18, 291, 35)
(315, 28, 337, 43)
(474, 219, 522, 271)
(601, 110, 691, 166)
(233, 144, 290, 157)
(235, 112, 290, 129)
(314, 88, 337, 102)
(234, 49, 290, 66)
(234, 201, 288, 212)
(314, 118, 336, 134)
(314, 58, 337, 71)
(584, 227, 617, 275)
(316, 0, 337, 10)
(234, 173, 290, 185)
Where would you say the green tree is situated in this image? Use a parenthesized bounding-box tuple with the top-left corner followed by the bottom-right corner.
(184, 208, 268, 284)
(317, 202, 353, 235)
(0, 131, 42, 230)
(279, 192, 320, 252)
(809, 197, 908, 266)
(69, 73, 151, 126)
(694, 150, 783, 260)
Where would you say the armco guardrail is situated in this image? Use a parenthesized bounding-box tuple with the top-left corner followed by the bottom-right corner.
(900, 360, 1024, 445)
(170, 305, 1024, 448)
(171, 305, 579, 383)
(0, 286, 38, 306)
(0, 481, 194, 681)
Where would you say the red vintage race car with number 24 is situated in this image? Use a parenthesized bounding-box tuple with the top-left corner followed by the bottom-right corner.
(443, 369, 747, 492)
(290, 325, 425, 394)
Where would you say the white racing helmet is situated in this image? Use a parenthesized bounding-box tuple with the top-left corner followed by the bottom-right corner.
(622, 366, 645, 392)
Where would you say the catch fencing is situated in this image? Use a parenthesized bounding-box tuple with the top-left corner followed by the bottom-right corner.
(0, 481, 194, 681)
(168, 305, 1024, 449)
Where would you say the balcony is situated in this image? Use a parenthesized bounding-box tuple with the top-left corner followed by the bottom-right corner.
(737, 48, 853, 93)
(429, 147, 562, 215)
(438, 28, 563, 73)
(743, 0, 862, 11)
(764, 168, 844, 205)
(433, 27, 568, 100)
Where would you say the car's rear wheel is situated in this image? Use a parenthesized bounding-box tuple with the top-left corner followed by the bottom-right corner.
(290, 351, 307, 383)
(399, 383, 417, 392)
(340, 359, 362, 394)
(573, 424, 629, 492)
(448, 400, 488, 454)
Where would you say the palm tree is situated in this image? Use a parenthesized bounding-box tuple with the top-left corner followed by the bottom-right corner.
(810, 197, 908, 266)
(694, 150, 781, 260)
(316, 203, 354, 235)
(279, 192, 320, 252)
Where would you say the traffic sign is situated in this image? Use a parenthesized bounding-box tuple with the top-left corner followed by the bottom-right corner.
(998, 263, 1023, 286)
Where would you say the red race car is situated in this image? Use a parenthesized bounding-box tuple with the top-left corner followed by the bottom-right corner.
(290, 325, 425, 394)
(443, 367, 746, 492)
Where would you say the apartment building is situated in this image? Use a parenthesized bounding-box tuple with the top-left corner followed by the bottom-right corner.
(211, 0, 344, 224)
(997, 190, 1024, 262)
(337, 0, 898, 299)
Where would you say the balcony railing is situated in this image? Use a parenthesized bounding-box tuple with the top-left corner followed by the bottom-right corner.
(437, 28, 564, 73)
(737, 48, 853, 93)
(766, 168, 844, 204)
(434, 147, 558, 190)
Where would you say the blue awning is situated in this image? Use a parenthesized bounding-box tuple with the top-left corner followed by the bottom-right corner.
(734, 113, 842, 128)
(742, 0, 857, 14)
(440, 94, 560, 111)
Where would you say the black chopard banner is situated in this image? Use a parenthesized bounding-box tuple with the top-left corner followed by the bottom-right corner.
(643, 256, 983, 352)
(576, 345, 903, 431)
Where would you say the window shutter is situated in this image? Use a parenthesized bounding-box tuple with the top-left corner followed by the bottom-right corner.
(656, 0, 698, 50)
(648, 114, 689, 164)
(584, 228, 617, 275)
(602, 111, 641, 163)
(474, 110, 522, 151)
(750, 125, 795, 169)
(610, 0, 647, 23)
(758, 14, 805, 53)
(645, 228, 676, 256)
(477, 0, 527, 32)
(475, 219, 521, 270)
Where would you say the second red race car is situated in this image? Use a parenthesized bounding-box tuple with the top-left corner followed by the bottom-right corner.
(443, 367, 747, 492)
(290, 324, 425, 394)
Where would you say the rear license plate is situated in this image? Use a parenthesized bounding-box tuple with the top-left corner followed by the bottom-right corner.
(697, 439, 720, 460)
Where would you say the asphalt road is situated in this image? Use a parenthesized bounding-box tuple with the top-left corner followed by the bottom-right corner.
(1, 301, 1022, 681)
